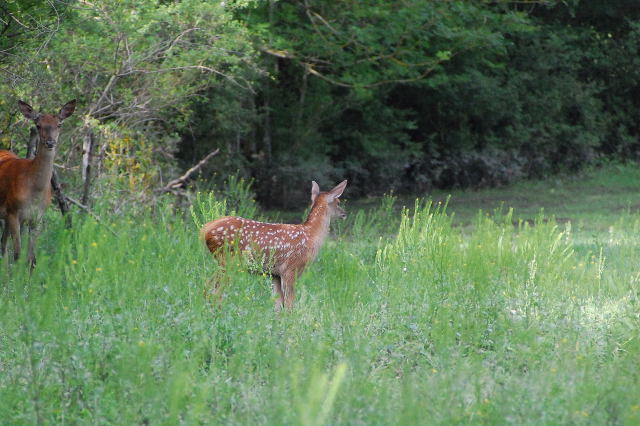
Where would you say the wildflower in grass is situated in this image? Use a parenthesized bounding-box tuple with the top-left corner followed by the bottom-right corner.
(138, 340, 145, 347)
(91, 242, 98, 247)
(431, 368, 437, 374)
(71, 260, 77, 264)
(96, 267, 103, 272)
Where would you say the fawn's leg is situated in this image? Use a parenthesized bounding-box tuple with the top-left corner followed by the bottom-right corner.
(281, 271, 297, 311)
(204, 270, 226, 306)
(204, 255, 228, 305)
(272, 275, 284, 311)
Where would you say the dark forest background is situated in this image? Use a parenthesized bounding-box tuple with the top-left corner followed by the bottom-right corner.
(2, 0, 640, 208)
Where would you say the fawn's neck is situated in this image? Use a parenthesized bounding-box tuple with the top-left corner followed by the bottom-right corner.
(29, 143, 55, 192)
(303, 201, 332, 246)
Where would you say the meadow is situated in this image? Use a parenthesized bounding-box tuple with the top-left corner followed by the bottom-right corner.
(1, 164, 640, 424)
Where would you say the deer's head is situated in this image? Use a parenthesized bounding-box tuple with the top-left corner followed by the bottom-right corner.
(19, 100, 76, 150)
(311, 180, 348, 219)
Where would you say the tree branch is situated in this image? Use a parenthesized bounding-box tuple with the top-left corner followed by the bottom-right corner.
(64, 195, 118, 236)
(156, 148, 220, 194)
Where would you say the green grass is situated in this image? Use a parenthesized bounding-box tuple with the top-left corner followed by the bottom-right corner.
(1, 164, 640, 424)
(433, 162, 640, 229)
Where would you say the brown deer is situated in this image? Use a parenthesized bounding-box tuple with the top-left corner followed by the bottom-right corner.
(201, 180, 348, 310)
(0, 99, 76, 267)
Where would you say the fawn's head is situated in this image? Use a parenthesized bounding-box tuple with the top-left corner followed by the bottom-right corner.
(311, 180, 348, 219)
(19, 99, 76, 150)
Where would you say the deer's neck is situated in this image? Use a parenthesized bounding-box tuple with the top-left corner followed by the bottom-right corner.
(303, 202, 332, 249)
(30, 144, 55, 192)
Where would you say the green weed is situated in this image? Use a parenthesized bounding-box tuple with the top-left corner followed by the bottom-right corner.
(1, 170, 640, 423)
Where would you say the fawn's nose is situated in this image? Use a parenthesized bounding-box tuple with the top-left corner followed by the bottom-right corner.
(45, 140, 55, 149)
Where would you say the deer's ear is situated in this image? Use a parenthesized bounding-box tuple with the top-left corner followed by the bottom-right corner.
(18, 100, 39, 120)
(59, 99, 76, 121)
(327, 180, 347, 201)
(311, 181, 320, 203)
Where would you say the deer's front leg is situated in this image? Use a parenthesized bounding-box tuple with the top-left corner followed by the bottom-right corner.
(1, 220, 9, 258)
(6, 214, 21, 261)
(27, 220, 42, 269)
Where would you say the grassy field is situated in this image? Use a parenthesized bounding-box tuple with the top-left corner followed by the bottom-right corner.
(1, 164, 640, 424)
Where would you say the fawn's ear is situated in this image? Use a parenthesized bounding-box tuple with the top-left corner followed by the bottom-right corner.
(18, 100, 39, 120)
(311, 181, 320, 203)
(59, 99, 76, 121)
(327, 180, 347, 201)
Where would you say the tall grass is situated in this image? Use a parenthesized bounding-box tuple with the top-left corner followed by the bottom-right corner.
(1, 186, 639, 424)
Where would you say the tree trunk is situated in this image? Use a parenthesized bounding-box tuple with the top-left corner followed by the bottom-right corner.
(294, 70, 308, 151)
(51, 169, 72, 227)
(81, 128, 95, 206)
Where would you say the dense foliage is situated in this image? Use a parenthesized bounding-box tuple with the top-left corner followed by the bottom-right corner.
(1, 0, 640, 207)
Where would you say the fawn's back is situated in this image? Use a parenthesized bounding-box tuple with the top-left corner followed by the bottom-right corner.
(202, 216, 315, 274)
